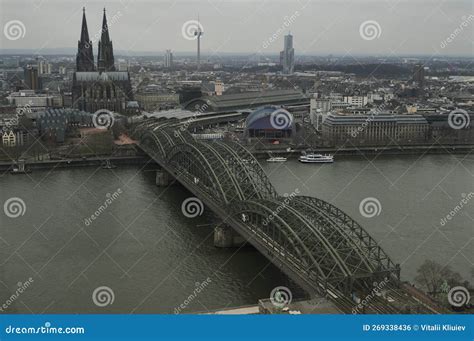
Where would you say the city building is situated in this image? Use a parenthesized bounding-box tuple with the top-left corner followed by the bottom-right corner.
(413, 63, 425, 87)
(423, 112, 474, 145)
(1, 130, 16, 147)
(38, 59, 52, 75)
(24, 66, 41, 91)
(72, 8, 133, 114)
(343, 95, 368, 107)
(164, 50, 173, 68)
(184, 89, 309, 113)
(35, 108, 94, 143)
(321, 113, 429, 146)
(244, 106, 295, 141)
(7, 90, 55, 111)
(280, 33, 295, 74)
(214, 79, 224, 96)
(135, 92, 180, 111)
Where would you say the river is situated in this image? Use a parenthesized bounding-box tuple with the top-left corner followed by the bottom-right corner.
(0, 153, 472, 313)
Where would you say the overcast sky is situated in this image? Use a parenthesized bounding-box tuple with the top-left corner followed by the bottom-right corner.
(0, 0, 473, 57)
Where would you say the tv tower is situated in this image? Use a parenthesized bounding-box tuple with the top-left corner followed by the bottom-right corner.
(194, 15, 203, 70)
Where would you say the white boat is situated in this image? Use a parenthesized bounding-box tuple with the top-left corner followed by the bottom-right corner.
(299, 153, 334, 163)
(266, 156, 287, 162)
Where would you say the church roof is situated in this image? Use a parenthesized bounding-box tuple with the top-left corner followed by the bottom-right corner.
(74, 71, 129, 82)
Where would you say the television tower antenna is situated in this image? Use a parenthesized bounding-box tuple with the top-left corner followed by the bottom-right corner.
(194, 15, 203, 71)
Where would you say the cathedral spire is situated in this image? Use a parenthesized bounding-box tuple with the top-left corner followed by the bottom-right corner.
(76, 7, 95, 71)
(97, 7, 115, 72)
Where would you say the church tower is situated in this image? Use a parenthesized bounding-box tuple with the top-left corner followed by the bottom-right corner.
(97, 8, 116, 72)
(76, 7, 95, 72)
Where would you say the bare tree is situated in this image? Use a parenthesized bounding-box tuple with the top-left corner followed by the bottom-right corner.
(415, 260, 463, 294)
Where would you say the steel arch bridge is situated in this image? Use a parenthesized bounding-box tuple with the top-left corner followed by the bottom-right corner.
(133, 118, 401, 306)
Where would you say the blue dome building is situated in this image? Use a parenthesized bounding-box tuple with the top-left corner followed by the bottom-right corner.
(244, 106, 295, 140)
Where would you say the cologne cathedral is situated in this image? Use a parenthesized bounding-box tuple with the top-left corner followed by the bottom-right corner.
(72, 8, 133, 114)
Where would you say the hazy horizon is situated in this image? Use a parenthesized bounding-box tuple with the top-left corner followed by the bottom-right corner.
(1, 0, 473, 58)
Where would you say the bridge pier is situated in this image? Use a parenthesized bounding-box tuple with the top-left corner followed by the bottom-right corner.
(214, 225, 246, 248)
(155, 169, 175, 187)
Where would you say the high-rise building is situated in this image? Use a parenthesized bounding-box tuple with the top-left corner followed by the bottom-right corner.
(214, 79, 224, 96)
(38, 59, 52, 74)
(413, 63, 425, 87)
(24, 66, 40, 90)
(164, 49, 173, 68)
(280, 33, 295, 74)
(72, 8, 133, 114)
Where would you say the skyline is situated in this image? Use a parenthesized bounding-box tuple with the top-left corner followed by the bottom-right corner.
(0, 0, 473, 57)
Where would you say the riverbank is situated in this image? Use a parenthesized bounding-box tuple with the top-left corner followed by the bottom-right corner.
(251, 144, 474, 158)
(0, 155, 152, 172)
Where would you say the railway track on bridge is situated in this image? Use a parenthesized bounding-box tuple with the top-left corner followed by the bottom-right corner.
(132, 118, 443, 314)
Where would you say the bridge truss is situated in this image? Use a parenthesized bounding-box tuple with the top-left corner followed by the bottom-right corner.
(134, 118, 402, 308)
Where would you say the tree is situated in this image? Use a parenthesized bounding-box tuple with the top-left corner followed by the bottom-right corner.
(415, 260, 463, 294)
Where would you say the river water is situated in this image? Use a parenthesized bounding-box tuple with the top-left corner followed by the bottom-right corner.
(0, 154, 472, 313)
